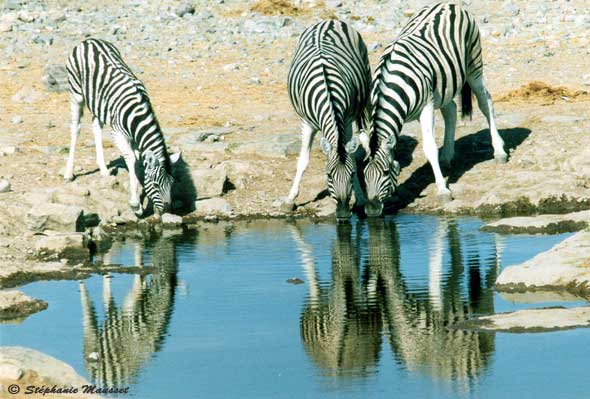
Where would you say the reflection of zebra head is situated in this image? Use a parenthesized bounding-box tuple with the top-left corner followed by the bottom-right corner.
(295, 224, 381, 377)
(368, 219, 496, 388)
(80, 237, 178, 387)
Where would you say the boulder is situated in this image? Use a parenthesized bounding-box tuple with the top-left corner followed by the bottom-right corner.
(496, 231, 590, 293)
(192, 198, 233, 216)
(192, 167, 227, 199)
(161, 213, 183, 226)
(0, 291, 48, 322)
(228, 134, 300, 158)
(453, 306, 590, 333)
(481, 210, 590, 234)
(27, 204, 85, 232)
(34, 233, 89, 260)
(0, 347, 92, 395)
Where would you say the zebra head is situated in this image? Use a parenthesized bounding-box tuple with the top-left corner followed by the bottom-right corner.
(363, 135, 400, 217)
(143, 150, 181, 214)
(320, 136, 360, 221)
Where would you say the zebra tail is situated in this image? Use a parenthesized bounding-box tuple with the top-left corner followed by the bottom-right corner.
(461, 82, 473, 120)
(319, 62, 343, 148)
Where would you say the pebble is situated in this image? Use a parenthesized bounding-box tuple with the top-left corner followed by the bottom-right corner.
(11, 115, 23, 124)
(0, 180, 11, 193)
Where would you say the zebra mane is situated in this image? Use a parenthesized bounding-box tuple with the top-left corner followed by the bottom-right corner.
(319, 61, 347, 162)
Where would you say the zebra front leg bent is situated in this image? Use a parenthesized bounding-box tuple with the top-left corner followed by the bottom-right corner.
(420, 101, 452, 202)
(468, 76, 508, 163)
(112, 131, 143, 216)
(64, 96, 84, 181)
(281, 121, 316, 212)
(440, 100, 457, 170)
(92, 118, 110, 177)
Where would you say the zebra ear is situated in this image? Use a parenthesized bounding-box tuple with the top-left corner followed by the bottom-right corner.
(320, 137, 332, 155)
(144, 150, 159, 170)
(170, 151, 182, 165)
(382, 134, 396, 152)
(345, 135, 360, 154)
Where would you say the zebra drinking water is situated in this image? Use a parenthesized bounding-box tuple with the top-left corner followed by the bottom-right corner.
(362, 3, 508, 217)
(283, 20, 372, 220)
(64, 38, 180, 216)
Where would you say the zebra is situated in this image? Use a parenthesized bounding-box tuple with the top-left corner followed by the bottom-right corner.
(64, 38, 180, 216)
(283, 20, 372, 220)
(361, 3, 507, 217)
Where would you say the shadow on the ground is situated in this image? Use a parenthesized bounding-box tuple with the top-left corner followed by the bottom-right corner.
(384, 127, 532, 214)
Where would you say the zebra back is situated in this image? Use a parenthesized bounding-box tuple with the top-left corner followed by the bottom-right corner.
(67, 38, 171, 171)
(288, 20, 371, 159)
(369, 3, 482, 152)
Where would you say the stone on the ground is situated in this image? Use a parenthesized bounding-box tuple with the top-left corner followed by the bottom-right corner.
(161, 213, 183, 226)
(453, 306, 590, 333)
(0, 180, 10, 193)
(41, 64, 69, 93)
(496, 231, 590, 293)
(34, 232, 89, 260)
(192, 198, 233, 216)
(481, 210, 590, 234)
(193, 167, 227, 199)
(0, 347, 91, 392)
(0, 291, 48, 322)
(228, 134, 300, 158)
(27, 203, 85, 232)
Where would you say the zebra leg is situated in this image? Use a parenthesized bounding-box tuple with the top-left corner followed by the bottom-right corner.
(420, 101, 452, 202)
(64, 96, 84, 181)
(440, 101, 457, 170)
(282, 121, 316, 212)
(92, 118, 110, 177)
(112, 131, 143, 216)
(468, 76, 508, 163)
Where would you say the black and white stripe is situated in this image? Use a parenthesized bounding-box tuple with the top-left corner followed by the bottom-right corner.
(64, 38, 179, 215)
(283, 20, 372, 220)
(363, 3, 507, 216)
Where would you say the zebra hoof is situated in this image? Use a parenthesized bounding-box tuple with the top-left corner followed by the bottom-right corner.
(130, 203, 143, 217)
(495, 153, 508, 164)
(64, 175, 74, 182)
(438, 191, 453, 204)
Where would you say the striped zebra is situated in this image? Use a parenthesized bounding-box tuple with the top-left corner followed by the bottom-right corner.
(362, 3, 507, 217)
(283, 20, 372, 220)
(64, 38, 180, 216)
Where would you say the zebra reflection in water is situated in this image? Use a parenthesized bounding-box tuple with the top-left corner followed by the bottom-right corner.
(79, 236, 178, 387)
(293, 219, 500, 387)
(293, 224, 382, 378)
(369, 219, 497, 388)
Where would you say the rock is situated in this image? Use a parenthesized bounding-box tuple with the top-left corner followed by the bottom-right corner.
(313, 196, 336, 218)
(0, 363, 23, 380)
(0, 291, 48, 322)
(496, 231, 590, 294)
(175, 2, 195, 17)
(222, 63, 239, 72)
(192, 167, 227, 199)
(229, 134, 300, 158)
(27, 203, 85, 232)
(34, 233, 89, 260)
(481, 210, 590, 234)
(11, 115, 23, 124)
(0, 347, 90, 388)
(41, 65, 69, 93)
(17, 10, 36, 22)
(0, 180, 10, 193)
(192, 198, 233, 216)
(453, 306, 590, 333)
(0, 146, 17, 156)
(161, 213, 183, 226)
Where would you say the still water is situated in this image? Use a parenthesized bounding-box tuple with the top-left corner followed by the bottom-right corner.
(2, 215, 589, 398)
